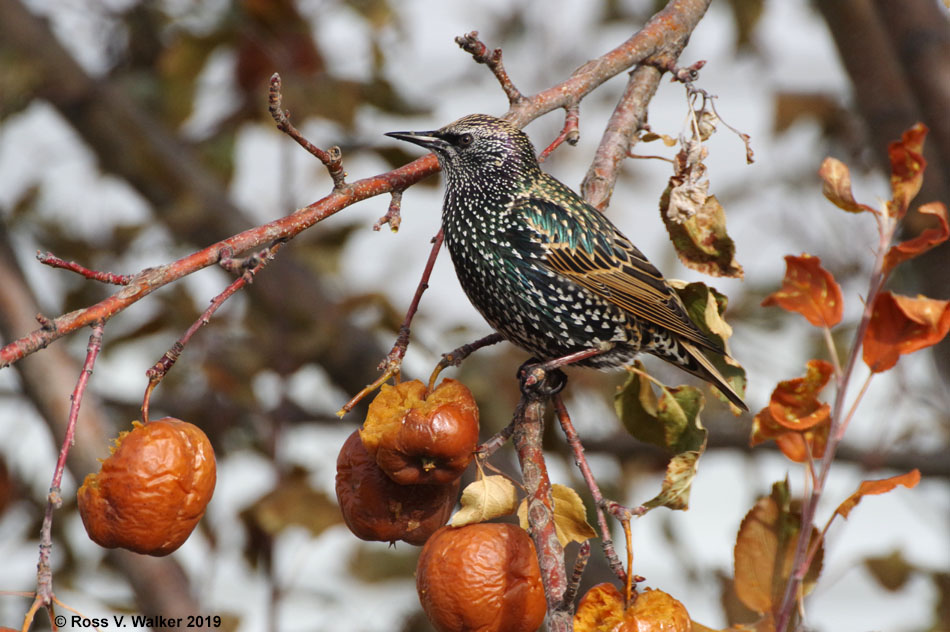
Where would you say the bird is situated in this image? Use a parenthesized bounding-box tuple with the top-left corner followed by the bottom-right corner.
(385, 114, 747, 411)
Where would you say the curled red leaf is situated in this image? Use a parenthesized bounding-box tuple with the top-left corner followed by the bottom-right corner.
(768, 359, 834, 431)
(751, 360, 833, 463)
(863, 292, 950, 373)
(883, 202, 949, 273)
(887, 123, 928, 218)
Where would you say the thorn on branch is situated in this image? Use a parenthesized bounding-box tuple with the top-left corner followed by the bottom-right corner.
(36, 251, 132, 285)
(537, 106, 580, 163)
(269, 73, 347, 188)
(374, 190, 403, 232)
(35, 313, 56, 332)
(455, 31, 525, 105)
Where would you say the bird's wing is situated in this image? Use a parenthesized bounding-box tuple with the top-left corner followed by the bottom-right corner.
(512, 193, 724, 354)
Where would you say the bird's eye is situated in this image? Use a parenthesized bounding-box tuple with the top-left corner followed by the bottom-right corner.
(457, 133, 474, 147)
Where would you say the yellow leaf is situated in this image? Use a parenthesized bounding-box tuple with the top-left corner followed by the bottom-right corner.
(517, 484, 596, 547)
(449, 475, 518, 527)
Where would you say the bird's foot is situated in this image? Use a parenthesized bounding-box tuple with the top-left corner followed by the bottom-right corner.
(517, 359, 567, 400)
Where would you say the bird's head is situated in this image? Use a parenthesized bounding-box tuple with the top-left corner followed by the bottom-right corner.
(386, 114, 539, 179)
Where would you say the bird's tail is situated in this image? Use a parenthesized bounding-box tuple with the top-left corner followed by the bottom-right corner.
(660, 339, 748, 412)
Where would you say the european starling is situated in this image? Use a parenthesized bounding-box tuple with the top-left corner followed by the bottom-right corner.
(386, 114, 747, 411)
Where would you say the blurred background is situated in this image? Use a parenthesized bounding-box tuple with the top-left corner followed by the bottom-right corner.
(0, 0, 948, 630)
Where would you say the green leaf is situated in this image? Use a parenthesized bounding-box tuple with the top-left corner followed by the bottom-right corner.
(615, 370, 709, 511)
(614, 366, 707, 454)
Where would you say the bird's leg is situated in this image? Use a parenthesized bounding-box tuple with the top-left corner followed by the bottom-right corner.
(427, 332, 505, 391)
(520, 342, 615, 389)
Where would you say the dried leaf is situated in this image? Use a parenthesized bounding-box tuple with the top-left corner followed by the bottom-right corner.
(242, 470, 342, 539)
(727, 0, 765, 49)
(887, 123, 928, 218)
(517, 484, 596, 547)
(615, 360, 660, 441)
(734, 482, 823, 615)
(641, 450, 702, 511)
(450, 475, 519, 526)
(883, 202, 949, 272)
(834, 469, 920, 520)
(662, 193, 744, 278)
(773, 91, 843, 135)
(818, 157, 876, 215)
(863, 292, 950, 373)
(640, 131, 678, 146)
(762, 254, 843, 328)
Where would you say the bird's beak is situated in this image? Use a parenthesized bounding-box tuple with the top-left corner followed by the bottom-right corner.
(384, 130, 446, 151)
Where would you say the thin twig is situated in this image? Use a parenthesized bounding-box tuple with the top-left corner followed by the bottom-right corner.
(36, 252, 132, 285)
(537, 105, 580, 163)
(475, 420, 516, 461)
(337, 230, 445, 417)
(268, 73, 346, 188)
(562, 541, 591, 609)
(374, 190, 403, 232)
(775, 211, 899, 631)
(455, 32, 525, 104)
(29, 321, 105, 629)
(141, 241, 284, 422)
(553, 394, 629, 583)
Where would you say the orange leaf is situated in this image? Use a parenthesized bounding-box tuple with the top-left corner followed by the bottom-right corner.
(863, 292, 950, 373)
(835, 470, 921, 519)
(883, 202, 949, 272)
(767, 359, 834, 430)
(751, 360, 833, 463)
(887, 123, 928, 218)
(818, 157, 876, 215)
(762, 255, 843, 328)
(751, 406, 829, 463)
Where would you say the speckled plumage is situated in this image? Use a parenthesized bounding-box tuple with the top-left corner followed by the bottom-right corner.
(386, 114, 746, 410)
